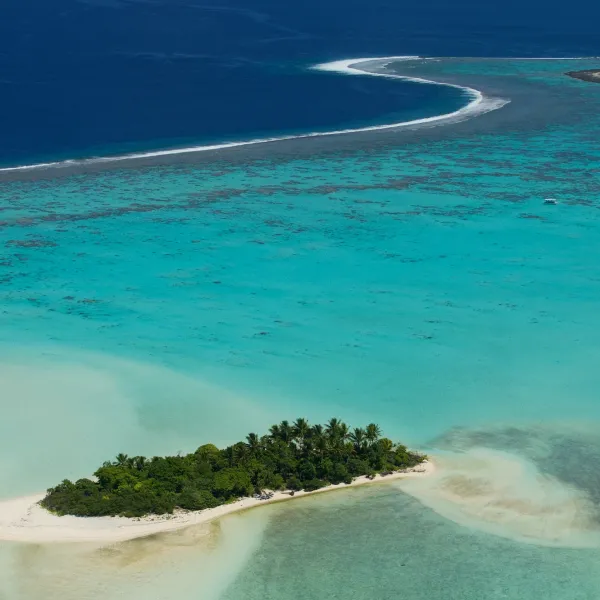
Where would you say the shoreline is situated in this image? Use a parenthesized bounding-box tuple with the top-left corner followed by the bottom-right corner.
(566, 69, 600, 84)
(0, 461, 434, 545)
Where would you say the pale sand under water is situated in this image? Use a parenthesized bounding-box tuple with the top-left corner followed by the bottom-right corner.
(0, 461, 434, 544)
(397, 448, 600, 548)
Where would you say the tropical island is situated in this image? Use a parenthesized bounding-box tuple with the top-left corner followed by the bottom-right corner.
(41, 418, 427, 518)
(565, 69, 600, 84)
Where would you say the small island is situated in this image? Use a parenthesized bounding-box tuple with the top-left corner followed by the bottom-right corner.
(41, 418, 426, 518)
(566, 69, 600, 84)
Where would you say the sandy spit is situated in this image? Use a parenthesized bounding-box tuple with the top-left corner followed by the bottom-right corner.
(0, 461, 434, 544)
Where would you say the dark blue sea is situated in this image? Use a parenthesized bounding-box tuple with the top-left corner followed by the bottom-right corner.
(1, 0, 598, 166)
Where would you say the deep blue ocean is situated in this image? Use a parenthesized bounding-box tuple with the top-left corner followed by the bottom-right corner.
(1, 0, 598, 165)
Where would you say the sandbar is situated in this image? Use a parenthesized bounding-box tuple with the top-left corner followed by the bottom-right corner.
(0, 461, 434, 544)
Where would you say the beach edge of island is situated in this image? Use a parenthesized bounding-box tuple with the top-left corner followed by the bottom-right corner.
(0, 460, 435, 545)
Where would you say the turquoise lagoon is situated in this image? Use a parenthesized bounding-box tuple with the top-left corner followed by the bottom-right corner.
(1, 58, 600, 598)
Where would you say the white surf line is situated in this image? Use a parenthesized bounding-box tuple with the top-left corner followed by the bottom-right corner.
(490, 56, 598, 60)
(0, 56, 509, 173)
(314, 56, 508, 123)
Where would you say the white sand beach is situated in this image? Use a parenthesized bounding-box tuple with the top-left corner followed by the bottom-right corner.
(0, 461, 434, 545)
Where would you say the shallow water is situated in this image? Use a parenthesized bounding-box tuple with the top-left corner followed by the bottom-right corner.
(0, 511, 272, 600)
(223, 483, 600, 600)
(1, 57, 600, 598)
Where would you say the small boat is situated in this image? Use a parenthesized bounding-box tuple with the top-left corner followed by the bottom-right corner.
(544, 198, 558, 205)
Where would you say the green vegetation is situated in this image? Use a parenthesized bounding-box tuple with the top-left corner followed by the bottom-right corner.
(41, 418, 426, 518)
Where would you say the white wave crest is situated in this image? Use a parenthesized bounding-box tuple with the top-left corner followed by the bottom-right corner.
(313, 56, 508, 128)
(0, 56, 509, 173)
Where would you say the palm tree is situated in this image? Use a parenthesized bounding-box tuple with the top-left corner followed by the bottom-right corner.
(279, 420, 293, 443)
(365, 423, 382, 445)
(246, 432, 261, 454)
(349, 428, 366, 453)
(306, 424, 325, 456)
(231, 442, 248, 464)
(326, 418, 341, 440)
(338, 422, 350, 443)
(115, 453, 129, 466)
(133, 456, 146, 471)
(269, 424, 281, 440)
(293, 418, 310, 447)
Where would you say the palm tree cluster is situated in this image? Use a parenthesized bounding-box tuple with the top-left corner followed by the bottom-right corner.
(265, 418, 382, 454)
(41, 418, 425, 518)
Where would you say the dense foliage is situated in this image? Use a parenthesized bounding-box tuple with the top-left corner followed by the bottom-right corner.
(41, 418, 426, 517)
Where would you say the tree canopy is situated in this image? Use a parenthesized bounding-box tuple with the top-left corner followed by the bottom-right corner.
(41, 418, 426, 518)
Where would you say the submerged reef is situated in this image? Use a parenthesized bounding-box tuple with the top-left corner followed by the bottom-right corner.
(566, 69, 600, 84)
